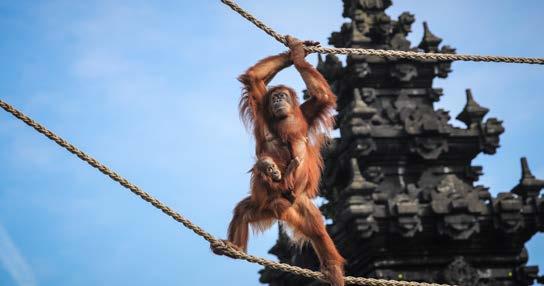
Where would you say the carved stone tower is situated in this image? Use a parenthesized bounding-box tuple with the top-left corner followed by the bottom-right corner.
(260, 1, 544, 285)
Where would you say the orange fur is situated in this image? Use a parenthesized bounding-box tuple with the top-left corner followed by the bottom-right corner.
(225, 43, 344, 286)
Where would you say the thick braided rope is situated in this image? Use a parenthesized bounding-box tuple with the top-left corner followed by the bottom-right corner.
(220, 0, 544, 65)
(0, 98, 455, 286)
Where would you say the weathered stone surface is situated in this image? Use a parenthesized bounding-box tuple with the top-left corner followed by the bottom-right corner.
(260, 1, 543, 285)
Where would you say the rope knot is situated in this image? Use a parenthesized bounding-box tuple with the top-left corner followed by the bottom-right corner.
(210, 240, 228, 253)
(210, 239, 240, 259)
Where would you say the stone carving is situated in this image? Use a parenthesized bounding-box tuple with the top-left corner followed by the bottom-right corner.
(440, 213, 479, 239)
(363, 166, 384, 184)
(357, 0, 392, 10)
(351, 9, 372, 43)
(428, 88, 444, 101)
(511, 157, 544, 202)
(443, 257, 479, 286)
(418, 22, 442, 52)
(329, 22, 350, 48)
(343, 157, 378, 196)
(348, 199, 378, 238)
(456, 89, 489, 129)
(350, 138, 377, 156)
(353, 61, 372, 78)
(359, 87, 376, 103)
(481, 117, 505, 154)
(435, 45, 456, 78)
(389, 194, 422, 237)
(465, 165, 484, 183)
(390, 12, 414, 50)
(369, 12, 392, 42)
(317, 54, 344, 85)
(261, 1, 543, 285)
(394, 93, 450, 135)
(429, 175, 485, 239)
(390, 63, 418, 82)
(410, 137, 448, 160)
(494, 193, 524, 233)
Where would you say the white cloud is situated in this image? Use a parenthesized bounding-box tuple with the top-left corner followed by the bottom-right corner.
(0, 224, 37, 286)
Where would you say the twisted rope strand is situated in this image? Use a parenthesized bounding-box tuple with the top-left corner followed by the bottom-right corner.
(220, 0, 544, 65)
(0, 98, 456, 286)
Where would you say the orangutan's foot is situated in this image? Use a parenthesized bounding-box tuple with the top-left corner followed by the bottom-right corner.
(321, 260, 345, 286)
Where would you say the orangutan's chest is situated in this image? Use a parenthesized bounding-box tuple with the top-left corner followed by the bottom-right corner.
(262, 132, 291, 157)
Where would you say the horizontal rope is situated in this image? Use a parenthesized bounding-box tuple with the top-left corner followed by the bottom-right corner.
(0, 98, 456, 286)
(220, 0, 544, 65)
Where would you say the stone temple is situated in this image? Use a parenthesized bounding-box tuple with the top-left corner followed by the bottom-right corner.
(259, 1, 544, 285)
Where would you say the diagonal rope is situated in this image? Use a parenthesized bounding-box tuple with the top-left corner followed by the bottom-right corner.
(0, 98, 457, 286)
(220, 0, 544, 65)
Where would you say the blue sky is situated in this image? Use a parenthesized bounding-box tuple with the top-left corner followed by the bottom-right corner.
(0, 1, 543, 285)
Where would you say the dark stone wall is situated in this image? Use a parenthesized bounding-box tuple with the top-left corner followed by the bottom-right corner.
(260, 1, 543, 285)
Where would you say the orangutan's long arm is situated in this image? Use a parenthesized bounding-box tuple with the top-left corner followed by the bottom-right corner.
(286, 37, 336, 130)
(238, 52, 292, 120)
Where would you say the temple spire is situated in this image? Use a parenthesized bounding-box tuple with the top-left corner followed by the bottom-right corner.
(511, 157, 544, 199)
(456, 89, 489, 128)
(521, 157, 534, 179)
(418, 22, 442, 52)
